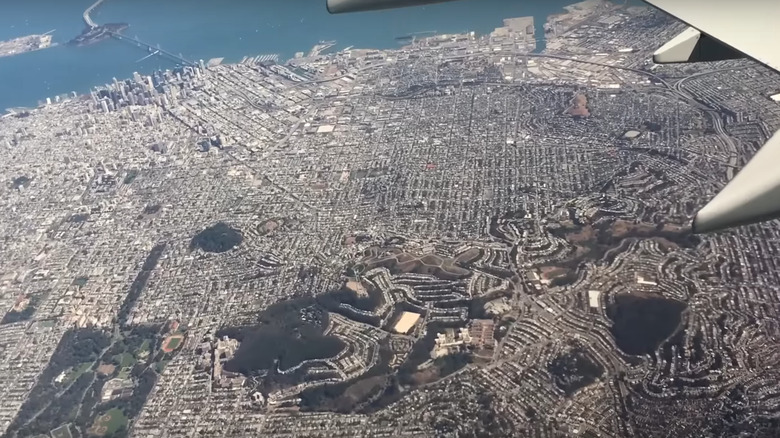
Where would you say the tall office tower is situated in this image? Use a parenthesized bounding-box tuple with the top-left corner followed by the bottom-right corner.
(100, 100, 109, 113)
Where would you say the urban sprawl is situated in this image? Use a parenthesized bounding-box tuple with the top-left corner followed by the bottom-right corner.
(2, 1, 780, 437)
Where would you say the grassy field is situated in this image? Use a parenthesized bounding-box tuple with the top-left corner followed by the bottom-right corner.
(136, 339, 151, 358)
(113, 352, 136, 368)
(162, 333, 184, 352)
(63, 362, 92, 385)
(89, 408, 127, 436)
(166, 336, 182, 350)
(117, 366, 132, 380)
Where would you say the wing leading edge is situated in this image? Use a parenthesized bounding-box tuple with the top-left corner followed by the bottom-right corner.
(327, 0, 460, 14)
(643, 0, 780, 233)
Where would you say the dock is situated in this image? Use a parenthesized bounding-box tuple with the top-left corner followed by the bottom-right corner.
(240, 54, 279, 65)
(308, 40, 336, 58)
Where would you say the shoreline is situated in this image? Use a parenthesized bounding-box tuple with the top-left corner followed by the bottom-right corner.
(0, 0, 584, 111)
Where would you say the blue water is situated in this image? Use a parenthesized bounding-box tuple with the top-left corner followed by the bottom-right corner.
(0, 0, 576, 110)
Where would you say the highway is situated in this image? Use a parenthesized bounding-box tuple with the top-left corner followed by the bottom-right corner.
(673, 68, 748, 179)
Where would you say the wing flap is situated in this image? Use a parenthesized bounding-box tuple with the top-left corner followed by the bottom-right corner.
(643, 0, 780, 71)
(644, 0, 780, 232)
(693, 128, 780, 233)
(653, 27, 743, 64)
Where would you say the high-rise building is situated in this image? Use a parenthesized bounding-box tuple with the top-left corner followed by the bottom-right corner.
(100, 100, 109, 113)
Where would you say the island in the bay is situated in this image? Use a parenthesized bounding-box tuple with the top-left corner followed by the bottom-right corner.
(69, 23, 129, 47)
(0, 32, 55, 58)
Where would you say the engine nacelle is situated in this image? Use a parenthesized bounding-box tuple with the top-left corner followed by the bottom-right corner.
(327, 0, 462, 14)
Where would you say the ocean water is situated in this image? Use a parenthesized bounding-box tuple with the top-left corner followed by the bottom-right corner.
(0, 0, 577, 110)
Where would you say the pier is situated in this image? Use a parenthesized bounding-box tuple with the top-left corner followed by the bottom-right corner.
(240, 54, 279, 65)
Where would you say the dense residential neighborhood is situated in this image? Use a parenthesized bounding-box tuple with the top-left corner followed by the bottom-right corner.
(2, 1, 780, 437)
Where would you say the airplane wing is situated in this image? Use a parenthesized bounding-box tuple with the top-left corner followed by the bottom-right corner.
(643, 0, 780, 233)
(327, 0, 460, 14)
(644, 0, 780, 71)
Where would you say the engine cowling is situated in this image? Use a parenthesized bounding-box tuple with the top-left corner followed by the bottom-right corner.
(327, 0, 462, 14)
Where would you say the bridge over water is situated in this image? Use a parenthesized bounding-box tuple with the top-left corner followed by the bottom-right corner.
(109, 32, 195, 66)
(81, 0, 194, 66)
(83, 0, 104, 28)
